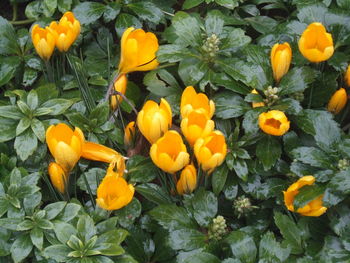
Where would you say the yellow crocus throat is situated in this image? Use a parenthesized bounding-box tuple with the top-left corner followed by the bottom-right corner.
(258, 110, 290, 136)
(118, 27, 159, 74)
(150, 130, 190, 174)
(31, 24, 56, 60)
(283, 176, 327, 217)
(298, 22, 334, 63)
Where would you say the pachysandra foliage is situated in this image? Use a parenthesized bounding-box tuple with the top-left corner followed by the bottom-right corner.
(1, 0, 350, 262)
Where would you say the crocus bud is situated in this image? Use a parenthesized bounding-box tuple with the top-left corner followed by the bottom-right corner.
(137, 98, 172, 144)
(150, 131, 190, 174)
(31, 24, 56, 60)
(283, 176, 327, 217)
(327, 88, 348, 114)
(271, 42, 292, 82)
(298, 22, 334, 63)
(96, 172, 134, 211)
(194, 130, 227, 174)
(124, 121, 135, 146)
(110, 74, 128, 110)
(59, 12, 80, 43)
(82, 141, 124, 164)
(181, 111, 215, 146)
(258, 110, 290, 136)
(181, 86, 215, 119)
(345, 65, 350, 87)
(251, 89, 265, 108)
(176, 164, 197, 195)
(48, 162, 67, 193)
(118, 27, 159, 74)
(48, 21, 75, 52)
(46, 123, 85, 173)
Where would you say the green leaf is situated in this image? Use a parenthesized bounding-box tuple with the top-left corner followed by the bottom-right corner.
(40, 98, 74, 115)
(0, 16, 19, 55)
(77, 168, 105, 195)
(221, 28, 251, 50)
(17, 100, 31, 116)
(212, 164, 228, 195)
(328, 169, 350, 196)
(16, 117, 31, 136)
(214, 91, 249, 119)
(0, 105, 24, 119)
(274, 212, 303, 254)
(183, 0, 204, 9)
(0, 118, 17, 142)
(126, 156, 157, 183)
(297, 4, 327, 25)
(291, 147, 333, 169)
(43, 0, 57, 17)
(14, 129, 37, 161)
(205, 10, 224, 36)
(187, 188, 218, 227)
(97, 228, 128, 245)
(44, 201, 67, 220)
(245, 16, 278, 34)
(31, 118, 45, 142)
(337, 0, 350, 9)
(178, 57, 209, 86)
(77, 215, 96, 242)
(57, 0, 72, 12)
(17, 220, 34, 231)
(103, 3, 121, 22)
(115, 13, 142, 37)
(89, 101, 109, 126)
(11, 234, 33, 263)
(128, 2, 163, 24)
(225, 231, 257, 263)
(279, 67, 317, 96)
(156, 45, 192, 63)
(22, 68, 38, 87)
(172, 11, 202, 47)
(0, 218, 22, 230)
(115, 198, 141, 228)
(232, 158, 249, 181)
(183, 252, 221, 263)
(259, 231, 291, 262)
(73, 2, 106, 25)
(36, 83, 59, 104)
(56, 203, 81, 222)
(136, 183, 172, 205)
(294, 184, 326, 210)
(168, 229, 206, 251)
(97, 243, 124, 256)
(149, 204, 197, 231)
(30, 227, 43, 250)
(0, 56, 21, 86)
(26, 89, 39, 110)
(43, 244, 71, 262)
(216, 0, 239, 9)
(256, 136, 281, 170)
(54, 221, 78, 244)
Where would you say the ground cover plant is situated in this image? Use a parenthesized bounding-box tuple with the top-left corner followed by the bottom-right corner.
(1, 0, 350, 262)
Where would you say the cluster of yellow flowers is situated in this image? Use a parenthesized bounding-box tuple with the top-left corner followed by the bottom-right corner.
(46, 123, 134, 210)
(255, 22, 349, 138)
(133, 86, 227, 195)
(31, 12, 80, 60)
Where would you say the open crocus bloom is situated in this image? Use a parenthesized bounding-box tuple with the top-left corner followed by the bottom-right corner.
(48, 21, 75, 52)
(137, 98, 172, 144)
(258, 110, 290, 136)
(194, 130, 227, 174)
(298, 22, 334, 63)
(283, 176, 327, 217)
(118, 27, 159, 74)
(150, 130, 190, 174)
(180, 86, 215, 119)
(46, 123, 85, 173)
(31, 24, 56, 60)
(59, 11, 80, 43)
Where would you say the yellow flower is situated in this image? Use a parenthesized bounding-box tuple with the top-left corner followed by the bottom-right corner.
(194, 130, 227, 174)
(251, 89, 265, 108)
(118, 27, 159, 74)
(46, 123, 85, 173)
(137, 98, 172, 144)
(181, 86, 215, 119)
(48, 162, 67, 193)
(150, 131, 190, 174)
(48, 21, 75, 52)
(176, 164, 197, 195)
(31, 24, 56, 60)
(82, 141, 124, 165)
(258, 110, 290, 136)
(96, 171, 134, 211)
(271, 42, 292, 82)
(283, 176, 327, 217)
(59, 11, 80, 43)
(345, 65, 350, 87)
(298, 22, 334, 63)
(110, 74, 128, 110)
(181, 111, 214, 146)
(327, 88, 348, 114)
(124, 121, 135, 146)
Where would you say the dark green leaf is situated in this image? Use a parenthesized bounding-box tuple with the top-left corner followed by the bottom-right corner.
(183, 252, 221, 263)
(232, 158, 249, 181)
(245, 16, 278, 34)
(0, 16, 19, 55)
(44, 201, 67, 220)
(30, 227, 43, 250)
(136, 183, 172, 205)
(294, 185, 326, 210)
(178, 57, 209, 86)
(205, 10, 224, 36)
(291, 147, 333, 169)
(31, 118, 45, 142)
(172, 11, 202, 47)
(189, 188, 217, 227)
(43, 244, 71, 262)
(183, 0, 204, 9)
(259, 231, 291, 262)
(73, 2, 106, 25)
(57, 0, 72, 12)
(54, 221, 77, 244)
(168, 229, 206, 251)
(0, 105, 24, 119)
(40, 99, 74, 115)
(11, 234, 33, 263)
(225, 231, 257, 263)
(77, 215, 96, 242)
(115, 198, 141, 228)
(0, 57, 21, 86)
(115, 14, 142, 37)
(16, 117, 31, 136)
(14, 129, 37, 161)
(56, 203, 81, 222)
(212, 164, 228, 195)
(126, 155, 157, 183)
(256, 136, 281, 170)
(214, 91, 249, 119)
(128, 2, 163, 24)
(77, 168, 105, 195)
(279, 67, 317, 96)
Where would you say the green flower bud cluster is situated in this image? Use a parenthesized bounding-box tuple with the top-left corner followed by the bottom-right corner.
(208, 215, 227, 240)
(338, 159, 349, 170)
(233, 195, 257, 218)
(263, 86, 280, 106)
(202, 34, 220, 60)
(290, 91, 304, 102)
